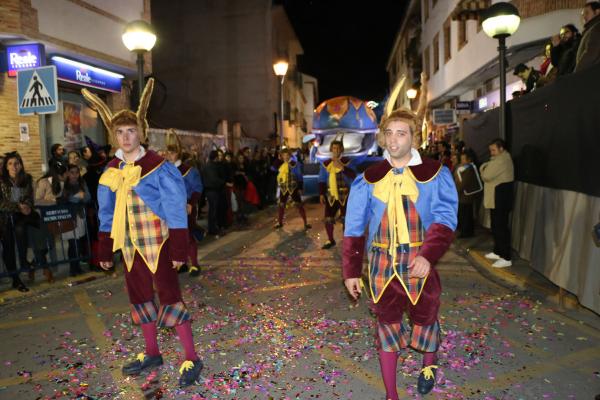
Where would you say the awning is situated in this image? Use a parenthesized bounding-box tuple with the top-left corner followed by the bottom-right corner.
(451, 0, 490, 21)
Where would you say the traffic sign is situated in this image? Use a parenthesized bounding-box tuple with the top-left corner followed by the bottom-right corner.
(17, 66, 58, 115)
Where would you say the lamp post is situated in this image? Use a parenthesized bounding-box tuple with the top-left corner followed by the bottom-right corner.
(122, 20, 157, 105)
(273, 60, 289, 147)
(481, 2, 520, 141)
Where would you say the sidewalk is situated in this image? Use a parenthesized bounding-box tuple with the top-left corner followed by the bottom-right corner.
(454, 227, 600, 330)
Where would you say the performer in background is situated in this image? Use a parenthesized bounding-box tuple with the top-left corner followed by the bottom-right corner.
(165, 129, 204, 277)
(342, 109, 457, 398)
(318, 138, 356, 249)
(83, 79, 203, 387)
(274, 148, 311, 230)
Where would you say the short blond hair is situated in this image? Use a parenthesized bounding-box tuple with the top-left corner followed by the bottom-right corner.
(377, 108, 418, 147)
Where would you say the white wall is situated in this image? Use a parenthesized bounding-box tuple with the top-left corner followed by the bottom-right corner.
(422, 1, 582, 103)
(31, 0, 144, 64)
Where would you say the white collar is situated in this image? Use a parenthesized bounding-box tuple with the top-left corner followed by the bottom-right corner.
(174, 159, 182, 167)
(115, 146, 145, 162)
(383, 147, 422, 167)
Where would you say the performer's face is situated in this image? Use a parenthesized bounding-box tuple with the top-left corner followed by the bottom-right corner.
(115, 124, 141, 155)
(331, 143, 342, 159)
(282, 152, 291, 162)
(383, 120, 413, 161)
(165, 150, 179, 163)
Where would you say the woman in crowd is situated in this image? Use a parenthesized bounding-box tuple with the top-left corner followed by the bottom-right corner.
(32, 162, 69, 282)
(48, 143, 66, 170)
(62, 164, 91, 276)
(68, 150, 87, 176)
(0, 152, 34, 292)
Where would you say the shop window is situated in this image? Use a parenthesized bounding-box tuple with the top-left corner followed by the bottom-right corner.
(433, 33, 440, 73)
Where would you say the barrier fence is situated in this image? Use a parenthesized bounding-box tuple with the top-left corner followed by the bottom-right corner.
(0, 204, 92, 278)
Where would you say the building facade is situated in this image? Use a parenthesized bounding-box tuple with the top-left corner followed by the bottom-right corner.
(388, 0, 584, 142)
(151, 0, 312, 146)
(0, 0, 149, 178)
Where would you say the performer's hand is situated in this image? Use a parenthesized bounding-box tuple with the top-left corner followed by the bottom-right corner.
(319, 195, 326, 205)
(344, 278, 362, 300)
(99, 261, 113, 270)
(172, 261, 184, 270)
(186, 204, 192, 215)
(409, 256, 431, 278)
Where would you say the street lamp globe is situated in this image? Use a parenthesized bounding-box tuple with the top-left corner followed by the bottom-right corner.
(406, 88, 418, 99)
(273, 60, 289, 77)
(481, 2, 520, 39)
(122, 20, 157, 52)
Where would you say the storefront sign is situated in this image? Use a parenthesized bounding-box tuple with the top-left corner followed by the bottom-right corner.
(432, 109, 456, 125)
(455, 101, 473, 113)
(6, 43, 45, 77)
(50, 56, 124, 93)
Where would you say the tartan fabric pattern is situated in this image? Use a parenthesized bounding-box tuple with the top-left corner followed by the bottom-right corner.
(122, 189, 169, 273)
(157, 301, 191, 327)
(368, 196, 425, 304)
(377, 320, 440, 353)
(130, 301, 158, 325)
(327, 170, 350, 206)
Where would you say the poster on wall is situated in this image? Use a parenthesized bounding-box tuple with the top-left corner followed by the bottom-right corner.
(63, 101, 82, 151)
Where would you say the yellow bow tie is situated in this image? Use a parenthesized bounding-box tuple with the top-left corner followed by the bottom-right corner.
(99, 164, 142, 252)
(326, 161, 343, 201)
(277, 162, 290, 186)
(373, 169, 419, 266)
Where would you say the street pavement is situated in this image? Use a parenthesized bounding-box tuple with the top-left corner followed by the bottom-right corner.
(0, 203, 598, 399)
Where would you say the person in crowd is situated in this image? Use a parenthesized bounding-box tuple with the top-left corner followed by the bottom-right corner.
(0, 152, 34, 292)
(274, 148, 311, 230)
(342, 108, 457, 398)
(202, 150, 226, 236)
(309, 138, 320, 163)
(453, 149, 482, 238)
(48, 143, 66, 170)
(0, 155, 5, 178)
(68, 150, 87, 176)
(551, 23, 580, 76)
(62, 164, 91, 276)
(513, 63, 541, 94)
(165, 129, 204, 277)
(33, 162, 71, 282)
(575, 1, 600, 72)
(251, 150, 269, 208)
(537, 42, 558, 88)
(318, 138, 356, 249)
(82, 78, 203, 386)
(480, 138, 514, 268)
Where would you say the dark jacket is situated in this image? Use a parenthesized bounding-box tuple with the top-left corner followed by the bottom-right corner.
(551, 38, 579, 75)
(575, 14, 600, 72)
(202, 161, 226, 191)
(0, 174, 35, 229)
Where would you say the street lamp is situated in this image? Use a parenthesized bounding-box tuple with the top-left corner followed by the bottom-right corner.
(406, 88, 418, 100)
(273, 60, 289, 147)
(481, 2, 520, 141)
(122, 20, 157, 105)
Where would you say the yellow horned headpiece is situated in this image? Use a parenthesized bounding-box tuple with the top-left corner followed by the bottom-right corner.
(165, 128, 183, 159)
(81, 78, 155, 143)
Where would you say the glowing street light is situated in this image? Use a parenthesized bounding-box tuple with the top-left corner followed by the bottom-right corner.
(273, 60, 289, 147)
(122, 20, 157, 104)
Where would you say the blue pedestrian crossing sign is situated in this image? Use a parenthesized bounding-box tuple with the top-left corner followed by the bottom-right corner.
(17, 66, 58, 115)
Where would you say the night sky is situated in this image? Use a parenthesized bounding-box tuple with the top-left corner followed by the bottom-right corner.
(281, 0, 406, 103)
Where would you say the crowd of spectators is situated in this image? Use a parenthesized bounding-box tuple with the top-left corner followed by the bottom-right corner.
(513, 2, 600, 94)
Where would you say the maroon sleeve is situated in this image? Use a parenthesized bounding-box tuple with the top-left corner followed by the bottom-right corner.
(97, 231, 114, 263)
(319, 182, 327, 196)
(342, 236, 365, 279)
(418, 223, 454, 266)
(343, 166, 357, 180)
(168, 228, 189, 262)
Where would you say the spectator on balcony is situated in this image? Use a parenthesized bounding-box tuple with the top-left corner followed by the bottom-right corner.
(0, 152, 33, 292)
(551, 24, 580, 76)
(537, 42, 558, 87)
(513, 64, 541, 94)
(480, 139, 514, 269)
(575, 1, 600, 72)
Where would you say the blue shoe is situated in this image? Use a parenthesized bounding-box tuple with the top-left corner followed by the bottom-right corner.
(178, 359, 203, 387)
(122, 353, 163, 376)
(417, 365, 438, 395)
